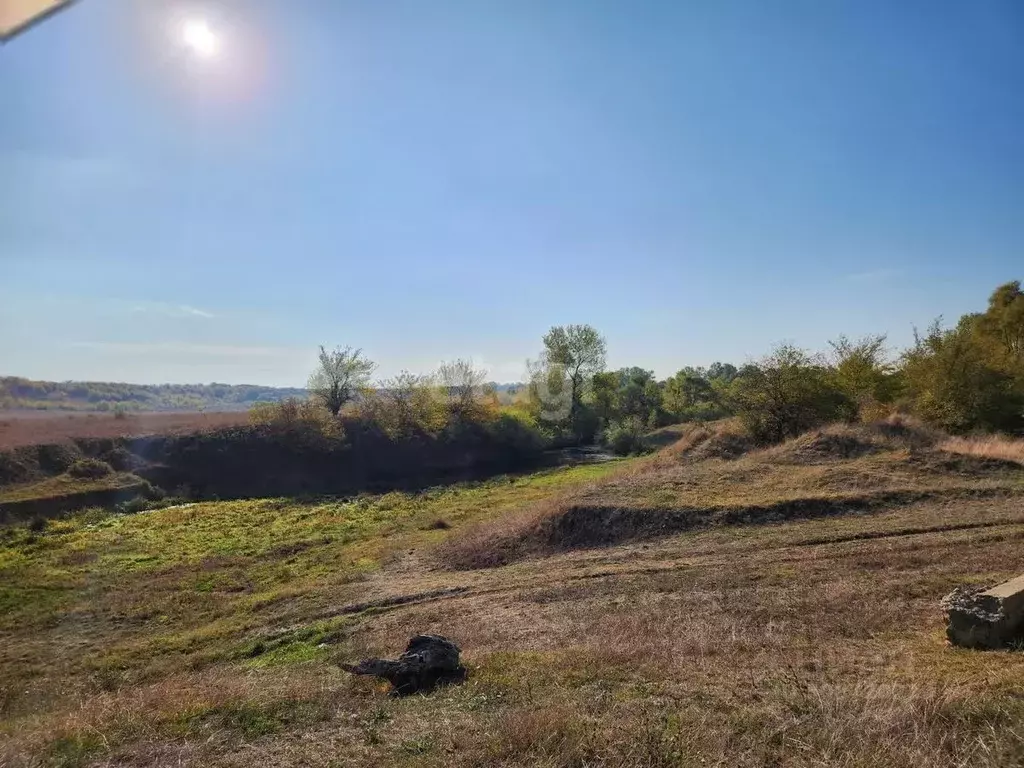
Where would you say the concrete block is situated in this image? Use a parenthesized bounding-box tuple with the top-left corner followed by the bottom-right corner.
(943, 575, 1024, 649)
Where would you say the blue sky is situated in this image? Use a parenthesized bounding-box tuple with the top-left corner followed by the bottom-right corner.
(1, 0, 1022, 386)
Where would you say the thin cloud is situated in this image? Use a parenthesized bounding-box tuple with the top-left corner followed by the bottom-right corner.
(131, 302, 216, 319)
(846, 268, 903, 283)
(177, 305, 215, 319)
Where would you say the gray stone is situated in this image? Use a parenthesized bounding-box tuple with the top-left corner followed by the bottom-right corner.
(341, 634, 467, 695)
(943, 575, 1024, 649)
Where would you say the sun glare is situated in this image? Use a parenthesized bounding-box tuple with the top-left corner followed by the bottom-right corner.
(182, 18, 219, 58)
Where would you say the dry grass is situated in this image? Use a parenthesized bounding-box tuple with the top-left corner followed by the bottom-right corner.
(440, 419, 1024, 569)
(3, 421, 1024, 766)
(11, 494, 1021, 767)
(0, 411, 250, 450)
(941, 434, 1024, 466)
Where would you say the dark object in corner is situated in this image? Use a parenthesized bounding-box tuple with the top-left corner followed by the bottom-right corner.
(942, 575, 1024, 649)
(341, 634, 467, 695)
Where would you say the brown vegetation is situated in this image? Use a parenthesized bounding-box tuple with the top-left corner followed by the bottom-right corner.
(940, 434, 1024, 466)
(0, 410, 250, 450)
(3, 420, 1024, 766)
(439, 418, 1022, 570)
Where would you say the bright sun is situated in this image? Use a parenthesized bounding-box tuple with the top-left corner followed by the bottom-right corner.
(182, 19, 219, 58)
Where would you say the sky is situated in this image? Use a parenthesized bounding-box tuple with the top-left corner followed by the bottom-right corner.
(1, 0, 1022, 386)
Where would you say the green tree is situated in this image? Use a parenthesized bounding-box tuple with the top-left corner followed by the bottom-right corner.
(614, 367, 662, 426)
(663, 368, 713, 417)
(975, 281, 1024, 370)
(590, 371, 620, 425)
(542, 324, 607, 438)
(900, 319, 1023, 433)
(828, 334, 899, 418)
(730, 344, 850, 443)
(524, 357, 571, 428)
(662, 364, 736, 422)
(706, 362, 739, 385)
(308, 345, 376, 416)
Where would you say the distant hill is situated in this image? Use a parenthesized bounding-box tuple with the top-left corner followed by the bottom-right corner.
(0, 377, 524, 413)
(0, 377, 307, 413)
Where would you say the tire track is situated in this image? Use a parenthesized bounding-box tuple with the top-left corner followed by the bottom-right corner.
(319, 517, 1024, 622)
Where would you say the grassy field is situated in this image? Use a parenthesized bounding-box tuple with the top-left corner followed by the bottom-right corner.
(2, 423, 1024, 767)
(0, 412, 250, 451)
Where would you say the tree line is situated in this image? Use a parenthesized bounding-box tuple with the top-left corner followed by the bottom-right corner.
(292, 279, 1024, 455)
(0, 379, 307, 413)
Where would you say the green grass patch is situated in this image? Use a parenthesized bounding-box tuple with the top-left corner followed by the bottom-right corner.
(43, 732, 105, 768)
(173, 698, 333, 740)
(235, 617, 349, 668)
(0, 472, 145, 504)
(0, 461, 627, 725)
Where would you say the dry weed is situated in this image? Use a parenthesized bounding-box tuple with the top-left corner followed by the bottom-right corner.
(940, 435, 1024, 466)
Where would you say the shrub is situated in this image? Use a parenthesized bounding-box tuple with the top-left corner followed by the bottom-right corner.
(829, 334, 900, 416)
(495, 405, 539, 431)
(0, 452, 34, 485)
(603, 417, 649, 456)
(36, 443, 81, 473)
(359, 374, 447, 438)
(729, 345, 852, 444)
(488, 411, 547, 457)
(101, 446, 136, 471)
(67, 458, 114, 479)
(249, 398, 342, 440)
(570, 402, 602, 444)
(142, 480, 166, 500)
(900, 320, 1024, 434)
(437, 359, 489, 421)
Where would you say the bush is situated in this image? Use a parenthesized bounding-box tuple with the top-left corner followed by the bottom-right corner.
(357, 374, 447, 438)
(249, 398, 342, 441)
(488, 411, 547, 457)
(67, 458, 114, 479)
(142, 480, 166, 500)
(36, 443, 81, 473)
(829, 334, 900, 417)
(0, 452, 34, 485)
(901, 320, 1024, 434)
(101, 446, 136, 472)
(603, 417, 649, 456)
(570, 402, 602, 444)
(729, 345, 852, 444)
